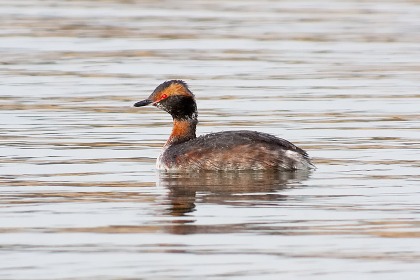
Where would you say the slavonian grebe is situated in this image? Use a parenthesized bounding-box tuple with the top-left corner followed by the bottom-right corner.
(134, 80, 314, 171)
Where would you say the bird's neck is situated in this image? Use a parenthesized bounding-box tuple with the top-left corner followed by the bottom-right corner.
(166, 116, 197, 146)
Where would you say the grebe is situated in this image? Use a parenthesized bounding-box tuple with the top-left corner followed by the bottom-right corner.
(134, 80, 314, 171)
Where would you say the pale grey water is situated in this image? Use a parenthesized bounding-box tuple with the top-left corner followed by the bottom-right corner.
(1, 0, 420, 279)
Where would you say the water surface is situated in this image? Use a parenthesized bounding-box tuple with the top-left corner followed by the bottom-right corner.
(1, 0, 420, 279)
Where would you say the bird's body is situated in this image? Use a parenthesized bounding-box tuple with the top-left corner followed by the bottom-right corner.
(157, 130, 312, 171)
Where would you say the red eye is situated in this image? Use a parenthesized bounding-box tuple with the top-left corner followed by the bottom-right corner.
(161, 94, 168, 99)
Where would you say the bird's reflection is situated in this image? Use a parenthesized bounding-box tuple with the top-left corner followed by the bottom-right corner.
(157, 170, 311, 234)
(159, 170, 311, 216)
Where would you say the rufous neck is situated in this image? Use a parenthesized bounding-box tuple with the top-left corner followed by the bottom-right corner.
(165, 118, 197, 146)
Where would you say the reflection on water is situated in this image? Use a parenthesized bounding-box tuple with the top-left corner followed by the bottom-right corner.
(161, 171, 311, 235)
(1, 0, 420, 279)
(162, 171, 310, 215)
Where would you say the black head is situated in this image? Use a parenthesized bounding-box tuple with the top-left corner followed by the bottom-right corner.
(134, 80, 197, 120)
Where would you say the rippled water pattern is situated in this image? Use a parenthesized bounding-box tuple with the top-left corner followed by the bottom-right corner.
(1, 0, 420, 279)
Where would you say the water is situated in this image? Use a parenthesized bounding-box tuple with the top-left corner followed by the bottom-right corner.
(1, 0, 420, 279)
